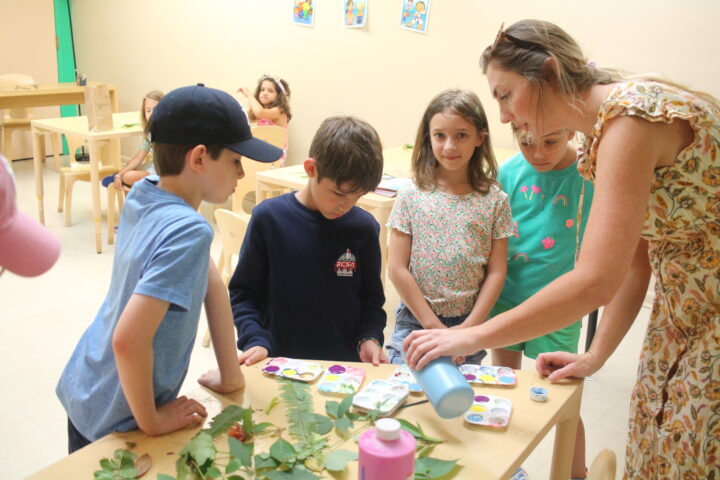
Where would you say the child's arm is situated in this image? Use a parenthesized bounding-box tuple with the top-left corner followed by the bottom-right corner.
(459, 237, 509, 328)
(113, 293, 207, 436)
(197, 261, 245, 392)
(237, 87, 286, 124)
(113, 147, 149, 189)
(229, 215, 273, 366)
(388, 228, 446, 330)
(356, 223, 389, 366)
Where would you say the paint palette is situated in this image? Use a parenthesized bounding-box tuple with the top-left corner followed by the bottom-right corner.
(261, 357, 323, 382)
(388, 364, 423, 393)
(317, 364, 365, 395)
(352, 380, 409, 416)
(464, 394, 513, 428)
(459, 365, 517, 386)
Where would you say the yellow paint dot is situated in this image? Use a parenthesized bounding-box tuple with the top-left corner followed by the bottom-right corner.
(471, 405, 487, 413)
(283, 369, 298, 376)
(480, 374, 497, 383)
(325, 374, 340, 381)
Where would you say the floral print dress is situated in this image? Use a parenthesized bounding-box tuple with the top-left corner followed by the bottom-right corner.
(578, 81, 720, 479)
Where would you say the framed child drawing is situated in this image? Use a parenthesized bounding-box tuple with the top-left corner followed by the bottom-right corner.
(400, 0, 430, 33)
(293, 0, 314, 27)
(343, 0, 367, 28)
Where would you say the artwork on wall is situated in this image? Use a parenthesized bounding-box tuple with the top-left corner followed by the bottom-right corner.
(343, 0, 367, 28)
(400, 0, 430, 33)
(293, 0, 314, 27)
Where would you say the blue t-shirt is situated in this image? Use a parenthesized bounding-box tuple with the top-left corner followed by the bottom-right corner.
(56, 177, 213, 441)
(497, 153, 594, 307)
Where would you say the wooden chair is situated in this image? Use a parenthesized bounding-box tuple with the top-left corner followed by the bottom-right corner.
(588, 449, 616, 480)
(0, 73, 61, 167)
(57, 135, 119, 226)
(230, 125, 286, 214)
(203, 208, 251, 347)
(106, 182, 129, 244)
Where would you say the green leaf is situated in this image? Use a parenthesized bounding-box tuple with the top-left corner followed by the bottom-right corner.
(206, 466, 222, 478)
(254, 453, 279, 470)
(335, 417, 353, 436)
(93, 471, 114, 480)
(229, 437, 254, 467)
(325, 400, 340, 419)
(324, 449, 357, 471)
(264, 467, 321, 480)
(180, 431, 216, 466)
(309, 414, 333, 435)
(265, 396, 280, 415)
(243, 407, 256, 435)
(99, 458, 112, 470)
(397, 419, 443, 444)
(206, 405, 247, 437)
(414, 457, 458, 479)
(269, 437, 296, 463)
(157, 475, 176, 480)
(225, 457, 241, 473)
(337, 394, 355, 418)
(118, 466, 137, 479)
(254, 422, 273, 434)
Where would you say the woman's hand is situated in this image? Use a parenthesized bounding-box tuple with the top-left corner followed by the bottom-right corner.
(402, 328, 477, 370)
(535, 351, 602, 382)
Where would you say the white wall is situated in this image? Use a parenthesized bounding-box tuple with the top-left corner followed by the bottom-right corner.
(66, 1, 720, 164)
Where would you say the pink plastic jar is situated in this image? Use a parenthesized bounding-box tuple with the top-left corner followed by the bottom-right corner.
(358, 418, 416, 480)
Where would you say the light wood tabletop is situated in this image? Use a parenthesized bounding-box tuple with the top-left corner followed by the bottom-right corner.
(0, 82, 118, 111)
(26, 360, 581, 480)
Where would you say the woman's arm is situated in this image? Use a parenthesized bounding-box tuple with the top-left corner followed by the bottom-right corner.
(198, 261, 245, 392)
(387, 228, 445, 330)
(536, 238, 652, 380)
(404, 115, 682, 370)
(460, 237, 508, 327)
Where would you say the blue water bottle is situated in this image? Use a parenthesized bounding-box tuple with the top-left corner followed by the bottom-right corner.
(408, 356, 474, 419)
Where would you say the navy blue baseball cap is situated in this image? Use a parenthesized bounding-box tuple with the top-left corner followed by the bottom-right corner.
(149, 83, 282, 163)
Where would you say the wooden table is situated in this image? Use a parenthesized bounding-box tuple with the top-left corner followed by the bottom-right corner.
(26, 361, 582, 479)
(31, 111, 143, 253)
(0, 82, 118, 111)
(256, 146, 518, 280)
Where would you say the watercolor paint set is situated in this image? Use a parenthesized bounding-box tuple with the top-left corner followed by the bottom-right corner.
(459, 364, 517, 386)
(317, 364, 365, 395)
(261, 357, 323, 382)
(352, 379, 409, 416)
(388, 364, 423, 393)
(464, 394, 513, 428)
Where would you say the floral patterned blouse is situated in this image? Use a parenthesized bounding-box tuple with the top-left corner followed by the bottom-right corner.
(388, 183, 514, 317)
(578, 80, 720, 477)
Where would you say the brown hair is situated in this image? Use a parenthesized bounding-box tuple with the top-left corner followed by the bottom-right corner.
(151, 143, 224, 176)
(480, 19, 720, 110)
(309, 115, 383, 193)
(249, 75, 292, 122)
(413, 89, 497, 194)
(140, 89, 165, 129)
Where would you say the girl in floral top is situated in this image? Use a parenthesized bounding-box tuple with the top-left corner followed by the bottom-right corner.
(385, 89, 514, 365)
(403, 19, 720, 479)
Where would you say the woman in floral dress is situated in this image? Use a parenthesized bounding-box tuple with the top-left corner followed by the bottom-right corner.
(403, 19, 719, 478)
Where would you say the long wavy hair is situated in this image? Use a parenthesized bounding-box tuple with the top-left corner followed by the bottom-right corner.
(250, 75, 292, 122)
(413, 89, 498, 194)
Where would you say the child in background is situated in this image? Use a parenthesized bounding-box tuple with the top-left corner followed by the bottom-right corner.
(238, 75, 291, 164)
(491, 125, 594, 479)
(56, 84, 283, 453)
(385, 89, 514, 365)
(230, 116, 387, 366)
(101, 90, 164, 189)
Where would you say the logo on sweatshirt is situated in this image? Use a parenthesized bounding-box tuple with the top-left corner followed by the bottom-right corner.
(335, 249, 357, 277)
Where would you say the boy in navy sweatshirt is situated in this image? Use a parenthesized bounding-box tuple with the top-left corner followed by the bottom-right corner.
(230, 116, 387, 366)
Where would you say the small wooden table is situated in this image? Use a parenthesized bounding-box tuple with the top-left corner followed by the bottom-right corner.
(26, 361, 582, 479)
(31, 111, 143, 253)
(256, 146, 517, 280)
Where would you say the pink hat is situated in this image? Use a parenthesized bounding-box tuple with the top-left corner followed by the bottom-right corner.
(0, 155, 61, 276)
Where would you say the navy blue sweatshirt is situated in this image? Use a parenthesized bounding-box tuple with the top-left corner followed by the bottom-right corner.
(229, 193, 386, 362)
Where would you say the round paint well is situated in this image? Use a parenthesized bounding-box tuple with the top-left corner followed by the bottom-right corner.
(499, 376, 515, 384)
(283, 369, 298, 376)
(324, 374, 340, 382)
(470, 405, 487, 413)
(493, 398, 511, 407)
(491, 408, 508, 416)
(488, 416, 505, 425)
(466, 414, 484, 423)
(474, 395, 490, 403)
(263, 365, 279, 373)
(328, 365, 346, 374)
(464, 373, 476, 381)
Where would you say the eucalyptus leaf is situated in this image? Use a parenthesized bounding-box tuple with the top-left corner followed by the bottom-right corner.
(229, 437, 254, 467)
(324, 449, 358, 471)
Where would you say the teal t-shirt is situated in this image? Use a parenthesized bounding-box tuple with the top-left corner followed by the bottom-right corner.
(497, 152, 594, 307)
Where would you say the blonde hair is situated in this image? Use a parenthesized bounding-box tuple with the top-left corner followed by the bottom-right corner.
(413, 89, 498, 194)
(250, 75, 292, 122)
(140, 89, 164, 129)
(480, 19, 720, 110)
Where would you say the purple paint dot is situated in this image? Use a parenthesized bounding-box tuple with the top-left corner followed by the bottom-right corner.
(464, 374, 476, 381)
(474, 395, 490, 402)
(263, 365, 280, 373)
(328, 364, 346, 374)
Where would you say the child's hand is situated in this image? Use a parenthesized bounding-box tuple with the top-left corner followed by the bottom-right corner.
(237, 87, 251, 98)
(198, 367, 245, 393)
(358, 340, 389, 366)
(144, 396, 207, 436)
(238, 346, 269, 366)
(536, 351, 601, 382)
(113, 174, 123, 190)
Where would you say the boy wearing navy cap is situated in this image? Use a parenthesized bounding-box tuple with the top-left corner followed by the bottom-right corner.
(56, 84, 283, 452)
